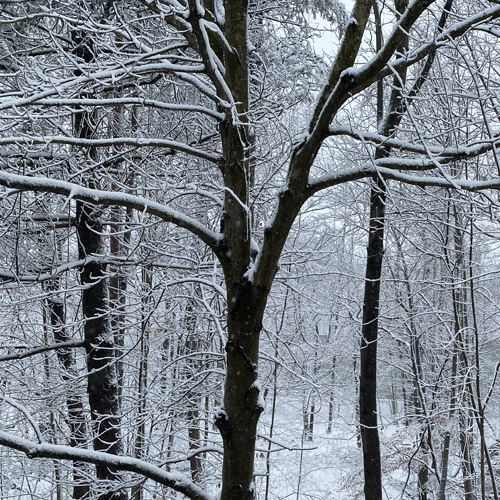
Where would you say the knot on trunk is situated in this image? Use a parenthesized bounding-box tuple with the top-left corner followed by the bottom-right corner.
(214, 407, 232, 445)
(225, 340, 257, 373)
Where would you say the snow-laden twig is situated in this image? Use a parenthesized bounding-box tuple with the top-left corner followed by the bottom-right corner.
(0, 398, 45, 444)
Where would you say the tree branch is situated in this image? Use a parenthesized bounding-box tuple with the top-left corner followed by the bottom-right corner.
(0, 136, 222, 165)
(0, 341, 85, 362)
(328, 126, 500, 159)
(0, 171, 223, 255)
(0, 431, 212, 500)
(23, 98, 224, 121)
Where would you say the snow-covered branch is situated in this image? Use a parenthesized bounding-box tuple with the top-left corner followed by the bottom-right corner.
(0, 62, 206, 110)
(18, 98, 224, 120)
(309, 3, 500, 147)
(0, 136, 222, 165)
(376, 168, 500, 192)
(0, 431, 213, 500)
(0, 171, 223, 254)
(0, 256, 114, 283)
(0, 341, 85, 362)
(328, 126, 500, 159)
(354, 4, 500, 98)
(308, 162, 500, 195)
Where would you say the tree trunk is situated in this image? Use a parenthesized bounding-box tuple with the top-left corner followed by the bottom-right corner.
(359, 176, 385, 500)
(78, 200, 127, 500)
(327, 355, 337, 434)
(460, 413, 476, 500)
(214, 0, 264, 495)
(216, 323, 262, 500)
(131, 266, 152, 500)
(42, 314, 63, 500)
(73, 27, 127, 499)
(46, 285, 90, 499)
(109, 204, 129, 409)
(185, 297, 204, 483)
(437, 348, 458, 500)
(215, 279, 265, 500)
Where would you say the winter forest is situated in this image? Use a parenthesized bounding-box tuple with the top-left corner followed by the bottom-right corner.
(5, 0, 500, 499)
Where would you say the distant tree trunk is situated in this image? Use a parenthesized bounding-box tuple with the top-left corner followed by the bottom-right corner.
(353, 355, 361, 448)
(73, 32, 126, 498)
(184, 298, 204, 483)
(109, 203, 130, 408)
(468, 220, 498, 500)
(302, 390, 314, 442)
(109, 104, 134, 408)
(437, 347, 458, 500)
(451, 206, 477, 500)
(460, 412, 476, 500)
(265, 289, 286, 500)
(418, 452, 429, 500)
(46, 282, 90, 499)
(131, 266, 152, 500)
(327, 355, 337, 434)
(42, 312, 63, 500)
(358, 0, 454, 495)
(77, 198, 127, 500)
(392, 231, 433, 497)
(358, 3, 394, 496)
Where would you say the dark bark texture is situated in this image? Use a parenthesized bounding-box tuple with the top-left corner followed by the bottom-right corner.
(73, 27, 127, 499)
(359, 177, 385, 500)
(78, 200, 127, 500)
(47, 290, 90, 499)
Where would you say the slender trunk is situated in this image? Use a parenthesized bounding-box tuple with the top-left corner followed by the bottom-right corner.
(42, 313, 63, 500)
(359, 176, 385, 500)
(302, 390, 314, 442)
(418, 448, 429, 500)
(185, 297, 204, 483)
(109, 104, 135, 408)
(264, 352, 278, 500)
(131, 267, 152, 500)
(438, 347, 458, 500)
(327, 355, 337, 434)
(46, 285, 90, 499)
(109, 204, 129, 408)
(358, 2, 404, 495)
(358, 0, 453, 494)
(354, 355, 361, 448)
(308, 399, 315, 440)
(188, 407, 203, 482)
(460, 413, 476, 500)
(393, 232, 434, 496)
(73, 28, 126, 499)
(265, 289, 287, 500)
(78, 199, 127, 500)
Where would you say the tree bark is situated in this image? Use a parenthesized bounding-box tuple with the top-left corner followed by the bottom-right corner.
(185, 297, 204, 483)
(73, 31, 127, 498)
(216, 295, 264, 500)
(131, 266, 152, 500)
(46, 285, 90, 499)
(78, 199, 127, 500)
(359, 175, 385, 500)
